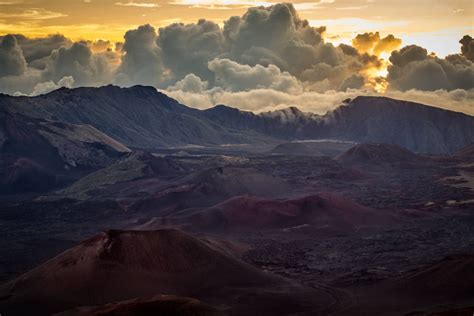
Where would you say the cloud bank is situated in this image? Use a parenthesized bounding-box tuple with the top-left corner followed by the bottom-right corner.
(0, 3, 473, 115)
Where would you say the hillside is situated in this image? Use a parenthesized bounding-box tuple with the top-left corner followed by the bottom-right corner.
(139, 193, 394, 233)
(0, 229, 333, 316)
(2, 86, 473, 154)
(0, 109, 129, 194)
(1, 85, 273, 148)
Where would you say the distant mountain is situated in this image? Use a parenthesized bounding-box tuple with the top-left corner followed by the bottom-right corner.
(204, 97, 474, 154)
(2, 86, 473, 154)
(0, 109, 129, 194)
(322, 97, 474, 154)
(1, 85, 273, 148)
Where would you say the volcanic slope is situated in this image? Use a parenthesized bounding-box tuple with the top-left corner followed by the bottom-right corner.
(0, 229, 335, 316)
(346, 254, 474, 315)
(0, 109, 129, 194)
(138, 192, 394, 233)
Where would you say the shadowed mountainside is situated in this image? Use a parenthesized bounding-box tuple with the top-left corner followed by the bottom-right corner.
(0, 108, 130, 194)
(1, 86, 473, 154)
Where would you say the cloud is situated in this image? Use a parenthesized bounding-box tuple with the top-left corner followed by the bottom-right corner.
(12, 34, 72, 64)
(0, 8, 66, 20)
(168, 73, 209, 93)
(208, 58, 302, 93)
(42, 42, 115, 87)
(352, 31, 402, 56)
(339, 74, 365, 91)
(170, 0, 335, 11)
(387, 43, 474, 91)
(460, 35, 474, 62)
(0, 34, 27, 77)
(115, 1, 160, 7)
(165, 83, 474, 116)
(157, 19, 225, 83)
(31, 76, 74, 96)
(115, 24, 163, 86)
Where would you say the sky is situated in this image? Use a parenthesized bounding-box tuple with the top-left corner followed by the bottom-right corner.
(0, 0, 473, 114)
(0, 0, 472, 56)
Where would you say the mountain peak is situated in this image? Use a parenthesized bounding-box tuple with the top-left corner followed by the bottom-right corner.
(207, 104, 241, 113)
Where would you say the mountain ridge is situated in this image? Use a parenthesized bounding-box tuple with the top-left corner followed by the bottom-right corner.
(1, 85, 473, 154)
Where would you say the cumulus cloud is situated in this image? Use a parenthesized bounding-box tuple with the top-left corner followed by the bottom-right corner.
(31, 76, 74, 96)
(157, 19, 225, 83)
(43, 41, 115, 86)
(154, 3, 372, 91)
(460, 35, 474, 62)
(352, 32, 402, 56)
(0, 34, 27, 77)
(116, 24, 163, 86)
(13, 34, 72, 64)
(339, 74, 365, 91)
(208, 58, 302, 93)
(168, 73, 209, 93)
(0, 35, 117, 94)
(387, 44, 474, 91)
(165, 83, 474, 116)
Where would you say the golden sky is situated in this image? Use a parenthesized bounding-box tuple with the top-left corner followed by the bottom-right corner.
(0, 0, 472, 57)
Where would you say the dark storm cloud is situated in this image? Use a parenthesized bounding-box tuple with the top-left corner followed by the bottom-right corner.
(339, 74, 365, 91)
(460, 35, 474, 62)
(116, 24, 163, 86)
(157, 19, 225, 83)
(0, 35, 116, 95)
(44, 41, 114, 86)
(0, 3, 382, 94)
(387, 43, 474, 91)
(0, 35, 27, 77)
(14, 34, 72, 64)
(111, 3, 378, 91)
